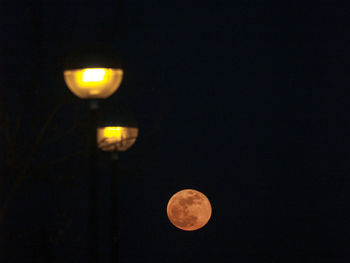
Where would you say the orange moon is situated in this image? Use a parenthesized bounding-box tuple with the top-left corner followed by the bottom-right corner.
(167, 189, 212, 231)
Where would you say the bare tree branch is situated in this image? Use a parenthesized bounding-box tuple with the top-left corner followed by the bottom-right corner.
(21, 96, 66, 176)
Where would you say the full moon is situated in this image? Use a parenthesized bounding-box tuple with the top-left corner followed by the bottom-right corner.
(167, 189, 212, 231)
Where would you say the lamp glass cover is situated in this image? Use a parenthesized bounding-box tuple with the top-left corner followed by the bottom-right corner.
(63, 68, 123, 99)
(97, 126, 138, 152)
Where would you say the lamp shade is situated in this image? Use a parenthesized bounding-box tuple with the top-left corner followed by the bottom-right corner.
(63, 44, 123, 99)
(97, 126, 138, 152)
(64, 68, 123, 99)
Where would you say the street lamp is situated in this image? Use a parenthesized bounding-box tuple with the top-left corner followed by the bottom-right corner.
(63, 44, 124, 263)
(97, 116, 138, 263)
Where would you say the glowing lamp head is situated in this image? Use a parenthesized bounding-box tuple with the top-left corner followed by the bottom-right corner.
(63, 44, 123, 99)
(97, 126, 138, 152)
(63, 68, 123, 98)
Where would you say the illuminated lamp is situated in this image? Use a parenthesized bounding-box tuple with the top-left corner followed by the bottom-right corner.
(97, 126, 138, 152)
(63, 44, 123, 99)
(97, 110, 138, 152)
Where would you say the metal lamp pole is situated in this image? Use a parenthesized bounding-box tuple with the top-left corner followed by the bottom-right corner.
(88, 100, 99, 263)
(111, 151, 119, 263)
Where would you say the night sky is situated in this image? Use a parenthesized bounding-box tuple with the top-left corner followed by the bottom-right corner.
(1, 1, 350, 262)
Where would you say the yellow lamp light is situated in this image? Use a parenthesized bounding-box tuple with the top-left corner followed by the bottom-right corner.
(63, 68, 123, 99)
(97, 126, 138, 152)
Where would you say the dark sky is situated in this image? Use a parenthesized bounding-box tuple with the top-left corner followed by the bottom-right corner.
(1, 1, 350, 262)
